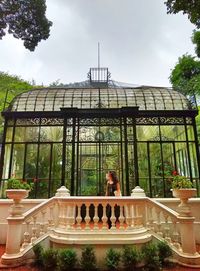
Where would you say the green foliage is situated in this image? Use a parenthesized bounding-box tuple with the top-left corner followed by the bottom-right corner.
(80, 245, 97, 271)
(192, 31, 200, 58)
(170, 54, 200, 95)
(32, 244, 44, 267)
(105, 248, 121, 271)
(164, 0, 200, 28)
(172, 175, 193, 189)
(7, 178, 33, 190)
(142, 242, 161, 271)
(58, 248, 78, 271)
(42, 248, 58, 271)
(0, 71, 33, 111)
(0, 0, 52, 51)
(122, 245, 141, 270)
(157, 241, 172, 265)
(0, 71, 34, 142)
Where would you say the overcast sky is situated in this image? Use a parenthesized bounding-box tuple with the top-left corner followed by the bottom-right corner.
(0, 0, 196, 87)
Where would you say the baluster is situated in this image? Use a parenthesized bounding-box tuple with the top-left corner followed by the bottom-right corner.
(54, 202, 59, 227)
(40, 210, 46, 236)
(93, 203, 99, 230)
(69, 203, 76, 230)
(137, 205, 144, 227)
(130, 204, 135, 229)
(172, 220, 181, 251)
(110, 203, 116, 230)
(48, 205, 54, 230)
(146, 205, 154, 231)
(134, 205, 139, 228)
(76, 204, 82, 230)
(85, 203, 91, 230)
(118, 204, 125, 230)
(101, 203, 107, 230)
(155, 210, 163, 237)
(65, 205, 70, 229)
(124, 204, 131, 230)
(21, 220, 31, 249)
(58, 202, 64, 228)
(31, 216, 38, 243)
(63, 205, 68, 228)
(164, 214, 171, 243)
(66, 203, 75, 230)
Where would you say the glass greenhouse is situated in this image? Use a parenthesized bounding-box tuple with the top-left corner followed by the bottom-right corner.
(0, 68, 199, 198)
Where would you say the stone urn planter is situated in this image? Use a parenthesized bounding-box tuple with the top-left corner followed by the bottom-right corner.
(172, 188, 197, 216)
(6, 189, 30, 216)
(6, 178, 32, 216)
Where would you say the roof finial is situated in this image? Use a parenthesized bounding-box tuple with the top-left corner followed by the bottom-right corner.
(98, 42, 100, 69)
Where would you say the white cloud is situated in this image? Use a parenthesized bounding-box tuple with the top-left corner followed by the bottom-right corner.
(0, 0, 196, 87)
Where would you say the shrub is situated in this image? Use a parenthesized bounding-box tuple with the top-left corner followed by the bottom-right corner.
(58, 248, 78, 271)
(42, 248, 58, 271)
(105, 248, 121, 271)
(32, 243, 44, 267)
(80, 245, 97, 271)
(157, 241, 172, 266)
(122, 245, 141, 270)
(142, 242, 161, 271)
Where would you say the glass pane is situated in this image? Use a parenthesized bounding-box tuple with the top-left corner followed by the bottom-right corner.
(128, 143, 135, 191)
(160, 126, 186, 141)
(25, 144, 37, 178)
(38, 144, 50, 179)
(162, 143, 175, 197)
(187, 126, 194, 140)
(6, 127, 13, 142)
(189, 143, 198, 178)
(2, 144, 11, 179)
(51, 143, 62, 195)
(137, 126, 159, 141)
(65, 144, 72, 189)
(11, 144, 25, 179)
(175, 142, 189, 177)
(14, 127, 26, 142)
(25, 127, 39, 141)
(137, 143, 149, 195)
(149, 143, 163, 197)
(14, 127, 39, 142)
(40, 126, 63, 142)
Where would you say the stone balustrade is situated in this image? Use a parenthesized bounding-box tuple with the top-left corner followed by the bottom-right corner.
(1, 186, 199, 266)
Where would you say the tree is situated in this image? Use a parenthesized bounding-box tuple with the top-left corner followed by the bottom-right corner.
(192, 30, 200, 58)
(0, 72, 34, 141)
(170, 54, 200, 95)
(169, 31, 200, 96)
(165, 0, 200, 28)
(0, 0, 52, 51)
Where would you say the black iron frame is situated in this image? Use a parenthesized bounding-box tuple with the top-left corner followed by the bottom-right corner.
(0, 107, 199, 198)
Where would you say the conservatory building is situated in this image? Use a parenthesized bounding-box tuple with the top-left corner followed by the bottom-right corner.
(0, 68, 199, 198)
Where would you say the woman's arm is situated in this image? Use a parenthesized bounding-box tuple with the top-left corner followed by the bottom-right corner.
(105, 182, 108, 196)
(114, 182, 121, 196)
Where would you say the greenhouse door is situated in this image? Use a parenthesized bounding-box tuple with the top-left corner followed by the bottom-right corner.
(63, 117, 131, 195)
(75, 142, 123, 196)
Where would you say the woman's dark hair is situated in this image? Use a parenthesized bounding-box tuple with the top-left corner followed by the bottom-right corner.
(108, 171, 119, 184)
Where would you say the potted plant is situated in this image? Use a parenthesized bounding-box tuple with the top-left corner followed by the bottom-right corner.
(6, 178, 33, 216)
(6, 178, 32, 198)
(171, 172, 196, 216)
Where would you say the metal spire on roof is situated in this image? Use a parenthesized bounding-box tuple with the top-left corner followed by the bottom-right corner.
(98, 42, 100, 69)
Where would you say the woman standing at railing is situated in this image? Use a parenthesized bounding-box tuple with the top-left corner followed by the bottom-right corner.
(105, 171, 121, 196)
(105, 171, 121, 228)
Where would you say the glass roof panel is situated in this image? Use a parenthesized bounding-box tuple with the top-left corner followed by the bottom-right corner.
(8, 81, 192, 112)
